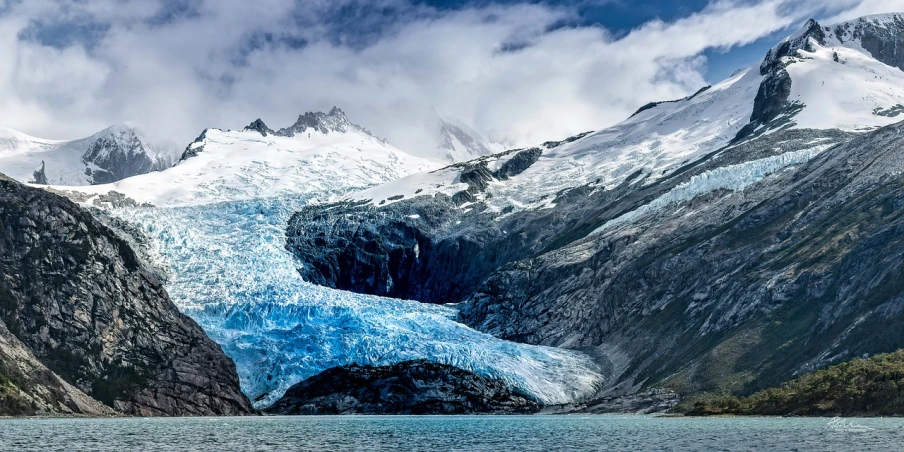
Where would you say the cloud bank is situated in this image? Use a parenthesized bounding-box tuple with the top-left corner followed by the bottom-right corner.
(0, 0, 895, 158)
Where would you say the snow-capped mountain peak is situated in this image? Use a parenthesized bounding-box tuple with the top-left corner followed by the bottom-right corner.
(66, 111, 439, 207)
(243, 118, 274, 136)
(0, 124, 172, 185)
(743, 13, 904, 137)
(437, 118, 504, 163)
(273, 106, 376, 139)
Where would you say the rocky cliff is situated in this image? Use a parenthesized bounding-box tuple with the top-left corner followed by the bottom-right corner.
(0, 173, 254, 416)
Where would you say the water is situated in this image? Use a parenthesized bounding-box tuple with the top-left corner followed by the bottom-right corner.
(0, 416, 900, 451)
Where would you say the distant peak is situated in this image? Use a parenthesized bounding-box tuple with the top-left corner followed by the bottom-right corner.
(327, 106, 347, 119)
(244, 118, 274, 137)
(760, 18, 825, 75)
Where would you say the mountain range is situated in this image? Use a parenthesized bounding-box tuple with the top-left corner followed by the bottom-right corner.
(2, 13, 904, 416)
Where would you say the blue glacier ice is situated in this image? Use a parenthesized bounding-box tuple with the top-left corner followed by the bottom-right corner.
(113, 196, 605, 408)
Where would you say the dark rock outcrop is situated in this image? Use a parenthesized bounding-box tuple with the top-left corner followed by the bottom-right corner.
(760, 19, 825, 75)
(833, 14, 904, 71)
(244, 119, 274, 137)
(493, 147, 542, 181)
(179, 129, 212, 161)
(0, 318, 115, 416)
(264, 360, 540, 415)
(31, 161, 48, 185)
(82, 128, 167, 184)
(0, 174, 254, 416)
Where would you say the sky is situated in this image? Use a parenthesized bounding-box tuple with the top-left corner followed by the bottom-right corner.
(0, 0, 901, 158)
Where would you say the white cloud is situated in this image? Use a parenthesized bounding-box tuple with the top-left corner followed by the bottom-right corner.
(824, 0, 904, 22)
(0, 0, 890, 159)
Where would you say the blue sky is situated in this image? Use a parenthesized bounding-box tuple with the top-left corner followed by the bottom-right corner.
(0, 0, 896, 153)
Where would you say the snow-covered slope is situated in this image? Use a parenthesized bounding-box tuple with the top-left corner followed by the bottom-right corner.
(352, 66, 762, 210)
(65, 110, 439, 207)
(437, 118, 504, 163)
(349, 14, 904, 215)
(758, 14, 904, 133)
(0, 124, 174, 185)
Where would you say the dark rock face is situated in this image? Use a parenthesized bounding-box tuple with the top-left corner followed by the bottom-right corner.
(265, 360, 540, 415)
(572, 389, 680, 415)
(0, 318, 115, 416)
(82, 130, 167, 185)
(0, 175, 254, 416)
(244, 119, 274, 137)
(179, 129, 211, 161)
(735, 20, 826, 141)
(31, 161, 48, 185)
(760, 19, 825, 75)
(834, 14, 904, 71)
(460, 122, 904, 396)
(736, 68, 794, 140)
(494, 148, 542, 181)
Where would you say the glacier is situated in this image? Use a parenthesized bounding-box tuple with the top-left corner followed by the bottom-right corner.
(112, 195, 605, 408)
(592, 143, 834, 235)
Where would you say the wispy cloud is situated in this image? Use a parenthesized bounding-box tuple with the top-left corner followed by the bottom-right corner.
(0, 0, 890, 157)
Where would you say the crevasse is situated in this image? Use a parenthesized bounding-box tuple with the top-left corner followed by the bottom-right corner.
(113, 196, 605, 409)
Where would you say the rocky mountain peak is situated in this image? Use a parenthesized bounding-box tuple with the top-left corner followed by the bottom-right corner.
(81, 124, 169, 184)
(827, 12, 904, 71)
(243, 118, 274, 136)
(760, 18, 825, 75)
(275, 106, 353, 137)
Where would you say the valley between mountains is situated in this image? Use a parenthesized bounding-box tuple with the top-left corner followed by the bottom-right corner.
(4, 13, 904, 416)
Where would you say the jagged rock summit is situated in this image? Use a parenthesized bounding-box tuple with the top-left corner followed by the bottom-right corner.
(236, 107, 385, 142)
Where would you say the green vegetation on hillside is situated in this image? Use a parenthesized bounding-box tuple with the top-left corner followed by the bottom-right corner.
(684, 349, 904, 416)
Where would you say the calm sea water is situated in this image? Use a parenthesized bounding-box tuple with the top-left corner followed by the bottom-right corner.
(0, 415, 901, 451)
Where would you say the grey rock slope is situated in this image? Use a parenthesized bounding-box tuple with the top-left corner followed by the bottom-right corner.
(0, 174, 254, 416)
(0, 319, 116, 416)
(265, 360, 540, 415)
(460, 122, 904, 395)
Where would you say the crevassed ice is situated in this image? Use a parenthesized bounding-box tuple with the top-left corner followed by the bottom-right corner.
(593, 144, 833, 234)
(114, 196, 605, 409)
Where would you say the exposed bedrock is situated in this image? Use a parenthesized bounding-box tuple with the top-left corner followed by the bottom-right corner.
(264, 360, 540, 415)
(0, 174, 254, 416)
(460, 122, 904, 396)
